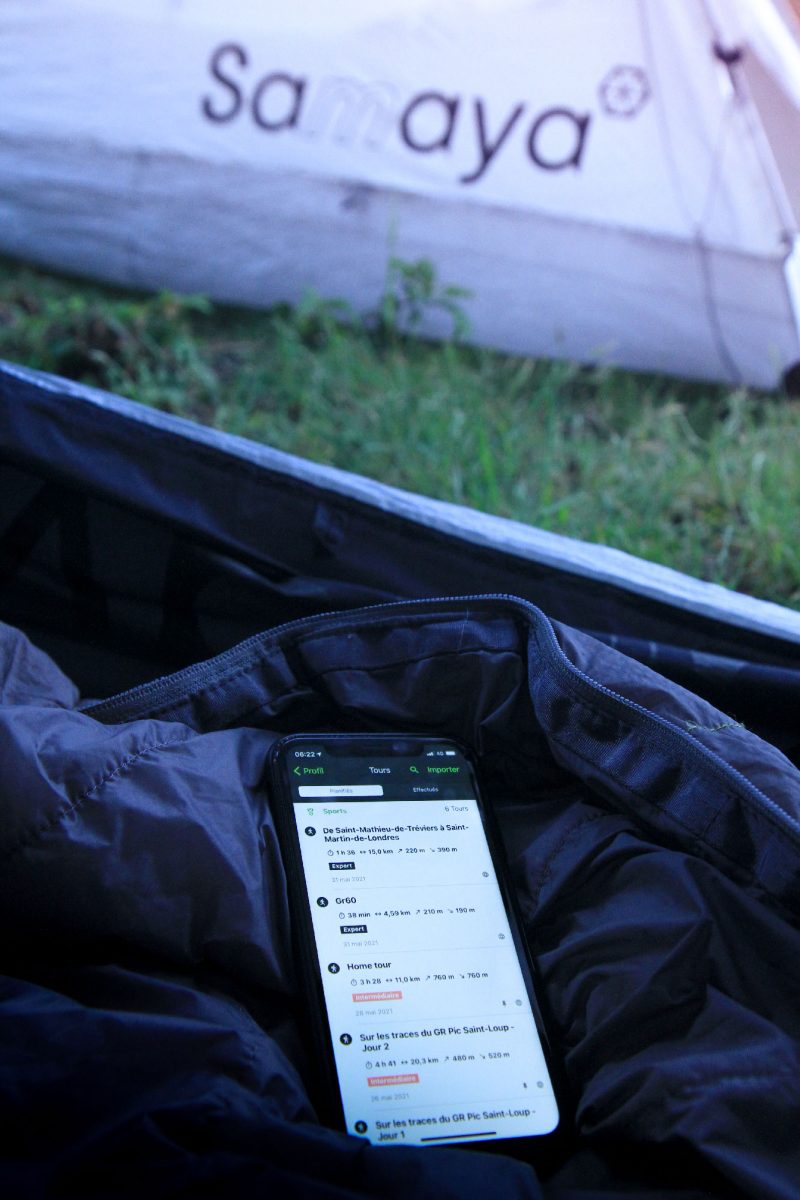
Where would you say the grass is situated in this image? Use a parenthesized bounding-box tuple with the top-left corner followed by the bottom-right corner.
(1, 253, 799, 610)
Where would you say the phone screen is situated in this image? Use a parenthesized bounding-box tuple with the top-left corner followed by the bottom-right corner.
(280, 737, 559, 1147)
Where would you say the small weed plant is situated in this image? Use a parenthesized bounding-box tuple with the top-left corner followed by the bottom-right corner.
(373, 256, 472, 345)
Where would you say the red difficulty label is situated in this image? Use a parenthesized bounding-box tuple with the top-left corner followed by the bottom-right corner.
(352, 991, 403, 1002)
(367, 1073, 420, 1087)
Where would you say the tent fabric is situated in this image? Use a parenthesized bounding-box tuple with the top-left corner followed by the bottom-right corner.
(2, 362, 800, 1197)
(1, 1, 799, 386)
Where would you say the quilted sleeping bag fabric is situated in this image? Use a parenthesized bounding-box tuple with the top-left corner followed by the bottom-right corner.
(1, 596, 799, 1199)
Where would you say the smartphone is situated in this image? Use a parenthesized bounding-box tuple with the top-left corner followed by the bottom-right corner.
(269, 733, 561, 1150)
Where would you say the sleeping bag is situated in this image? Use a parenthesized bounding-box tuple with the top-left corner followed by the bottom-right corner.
(2, 593, 799, 1198)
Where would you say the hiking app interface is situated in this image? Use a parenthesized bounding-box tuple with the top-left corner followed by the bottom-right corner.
(290, 741, 559, 1146)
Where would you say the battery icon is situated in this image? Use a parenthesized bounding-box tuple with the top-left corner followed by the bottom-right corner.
(445, 750, 456, 756)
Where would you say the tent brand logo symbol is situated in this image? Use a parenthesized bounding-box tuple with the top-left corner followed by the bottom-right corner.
(201, 44, 651, 187)
(598, 66, 650, 118)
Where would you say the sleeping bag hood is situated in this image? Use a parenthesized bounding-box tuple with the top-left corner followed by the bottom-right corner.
(3, 595, 800, 1199)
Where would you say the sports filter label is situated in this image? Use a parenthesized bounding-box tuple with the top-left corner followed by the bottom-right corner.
(294, 797, 558, 1145)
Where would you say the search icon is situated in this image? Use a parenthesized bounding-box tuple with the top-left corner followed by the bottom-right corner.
(409, 765, 420, 774)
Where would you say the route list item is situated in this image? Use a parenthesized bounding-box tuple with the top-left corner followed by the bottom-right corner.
(294, 794, 559, 1146)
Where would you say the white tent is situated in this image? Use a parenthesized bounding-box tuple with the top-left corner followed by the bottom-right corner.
(1, 0, 799, 387)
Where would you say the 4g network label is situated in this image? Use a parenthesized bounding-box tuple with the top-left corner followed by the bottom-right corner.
(294, 797, 559, 1145)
